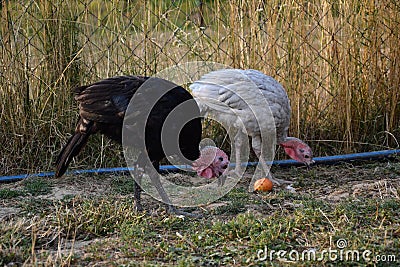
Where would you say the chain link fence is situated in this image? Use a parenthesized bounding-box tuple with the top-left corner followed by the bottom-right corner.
(1, 0, 400, 175)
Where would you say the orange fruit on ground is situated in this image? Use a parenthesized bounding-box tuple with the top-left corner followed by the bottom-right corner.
(254, 178, 273, 192)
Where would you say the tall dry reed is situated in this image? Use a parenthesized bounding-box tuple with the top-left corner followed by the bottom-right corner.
(1, 0, 399, 175)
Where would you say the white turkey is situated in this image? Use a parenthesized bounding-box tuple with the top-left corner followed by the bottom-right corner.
(55, 75, 229, 216)
(190, 69, 314, 185)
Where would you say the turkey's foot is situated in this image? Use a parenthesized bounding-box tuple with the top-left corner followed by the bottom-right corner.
(269, 177, 293, 186)
(166, 205, 203, 218)
(134, 201, 143, 213)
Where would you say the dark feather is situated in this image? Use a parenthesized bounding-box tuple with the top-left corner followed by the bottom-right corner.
(55, 75, 202, 176)
(55, 119, 95, 177)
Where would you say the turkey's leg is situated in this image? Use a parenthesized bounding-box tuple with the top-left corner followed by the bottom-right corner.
(133, 154, 145, 212)
(251, 136, 292, 186)
(133, 179, 143, 212)
(230, 130, 246, 176)
(235, 133, 242, 174)
(146, 161, 202, 218)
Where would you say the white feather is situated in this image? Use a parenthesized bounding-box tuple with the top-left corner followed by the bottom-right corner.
(190, 69, 291, 144)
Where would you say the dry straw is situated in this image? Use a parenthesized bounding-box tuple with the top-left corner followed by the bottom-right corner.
(1, 0, 399, 175)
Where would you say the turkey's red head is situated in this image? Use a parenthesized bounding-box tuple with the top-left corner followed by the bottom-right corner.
(192, 146, 229, 178)
(280, 137, 314, 166)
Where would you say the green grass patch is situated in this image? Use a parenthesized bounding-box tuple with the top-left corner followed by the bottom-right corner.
(0, 178, 53, 200)
(23, 178, 52, 196)
(111, 175, 136, 195)
(0, 188, 25, 199)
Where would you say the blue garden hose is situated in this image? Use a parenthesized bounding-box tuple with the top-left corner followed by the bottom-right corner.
(1, 149, 399, 183)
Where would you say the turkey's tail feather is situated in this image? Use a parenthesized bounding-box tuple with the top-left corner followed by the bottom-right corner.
(55, 119, 94, 177)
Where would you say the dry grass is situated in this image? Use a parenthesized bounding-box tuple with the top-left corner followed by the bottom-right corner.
(0, 0, 399, 176)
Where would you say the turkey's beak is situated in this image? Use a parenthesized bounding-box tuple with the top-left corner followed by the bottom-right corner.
(305, 159, 315, 170)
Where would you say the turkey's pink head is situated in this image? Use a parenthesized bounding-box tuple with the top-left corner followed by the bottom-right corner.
(280, 137, 314, 166)
(192, 146, 229, 178)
